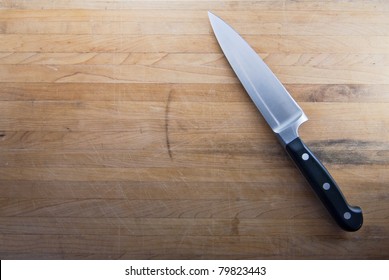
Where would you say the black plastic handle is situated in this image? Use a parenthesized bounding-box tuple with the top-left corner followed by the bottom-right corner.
(286, 137, 363, 231)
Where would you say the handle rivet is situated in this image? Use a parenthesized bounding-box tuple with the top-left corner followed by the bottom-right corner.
(344, 212, 351, 220)
(302, 153, 309, 161)
(323, 182, 330, 190)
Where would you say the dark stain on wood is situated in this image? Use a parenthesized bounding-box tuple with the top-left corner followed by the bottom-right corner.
(307, 139, 389, 165)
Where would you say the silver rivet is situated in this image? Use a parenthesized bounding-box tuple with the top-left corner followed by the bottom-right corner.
(302, 153, 309, 161)
(323, 182, 330, 190)
(344, 212, 351, 220)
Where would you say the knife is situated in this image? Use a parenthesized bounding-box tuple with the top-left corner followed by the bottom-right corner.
(208, 12, 363, 231)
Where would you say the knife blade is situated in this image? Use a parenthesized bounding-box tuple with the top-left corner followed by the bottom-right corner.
(208, 12, 363, 231)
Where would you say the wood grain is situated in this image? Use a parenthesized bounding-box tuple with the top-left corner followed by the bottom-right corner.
(0, 0, 388, 259)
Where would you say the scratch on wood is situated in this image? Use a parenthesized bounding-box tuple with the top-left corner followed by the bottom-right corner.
(230, 215, 240, 236)
(165, 91, 173, 160)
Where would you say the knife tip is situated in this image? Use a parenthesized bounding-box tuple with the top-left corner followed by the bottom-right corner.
(207, 11, 216, 19)
(208, 11, 222, 27)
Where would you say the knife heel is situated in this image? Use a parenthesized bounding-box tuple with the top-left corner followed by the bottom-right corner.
(285, 137, 363, 232)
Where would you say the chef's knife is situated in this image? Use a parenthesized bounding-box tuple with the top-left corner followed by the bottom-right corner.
(208, 12, 363, 231)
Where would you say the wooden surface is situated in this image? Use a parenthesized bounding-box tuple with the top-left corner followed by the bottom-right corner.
(0, 0, 389, 259)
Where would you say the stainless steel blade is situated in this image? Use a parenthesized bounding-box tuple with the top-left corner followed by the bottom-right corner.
(208, 12, 307, 145)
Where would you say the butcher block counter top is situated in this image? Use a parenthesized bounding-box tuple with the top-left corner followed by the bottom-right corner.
(0, 0, 388, 259)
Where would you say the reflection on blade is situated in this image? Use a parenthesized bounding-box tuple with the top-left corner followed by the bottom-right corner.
(208, 12, 307, 144)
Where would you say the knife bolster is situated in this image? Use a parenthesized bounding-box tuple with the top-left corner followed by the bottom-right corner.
(276, 113, 308, 147)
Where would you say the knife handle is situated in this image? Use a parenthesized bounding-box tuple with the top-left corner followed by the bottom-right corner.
(286, 137, 363, 231)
